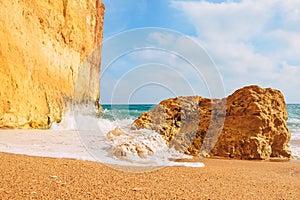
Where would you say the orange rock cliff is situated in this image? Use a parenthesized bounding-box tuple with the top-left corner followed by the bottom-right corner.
(0, 0, 105, 128)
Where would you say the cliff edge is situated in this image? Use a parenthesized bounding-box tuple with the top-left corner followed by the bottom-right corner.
(0, 0, 104, 128)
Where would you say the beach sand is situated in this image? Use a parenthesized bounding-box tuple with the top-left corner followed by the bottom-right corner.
(0, 153, 299, 199)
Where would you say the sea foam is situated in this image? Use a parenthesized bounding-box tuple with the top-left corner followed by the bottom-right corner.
(0, 108, 205, 170)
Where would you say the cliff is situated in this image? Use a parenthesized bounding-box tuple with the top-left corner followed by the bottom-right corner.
(0, 0, 104, 128)
(134, 86, 292, 160)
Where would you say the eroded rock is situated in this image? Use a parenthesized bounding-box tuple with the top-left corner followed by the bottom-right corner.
(133, 86, 292, 160)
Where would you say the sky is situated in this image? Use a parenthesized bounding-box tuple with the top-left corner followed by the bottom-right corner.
(99, 0, 300, 104)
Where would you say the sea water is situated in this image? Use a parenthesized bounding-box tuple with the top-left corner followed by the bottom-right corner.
(287, 104, 300, 159)
(101, 104, 156, 120)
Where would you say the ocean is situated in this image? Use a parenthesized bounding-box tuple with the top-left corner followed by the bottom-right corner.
(286, 104, 300, 159)
(0, 104, 299, 172)
(101, 104, 156, 120)
(287, 104, 300, 140)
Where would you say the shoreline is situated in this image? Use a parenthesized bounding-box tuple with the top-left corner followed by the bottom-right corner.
(1, 152, 299, 199)
(0, 129, 299, 161)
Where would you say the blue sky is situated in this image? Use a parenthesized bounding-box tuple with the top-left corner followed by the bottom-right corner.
(100, 0, 300, 104)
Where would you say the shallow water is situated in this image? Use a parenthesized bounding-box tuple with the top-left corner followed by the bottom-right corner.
(0, 130, 93, 160)
(0, 128, 205, 170)
(0, 106, 204, 170)
(287, 104, 300, 159)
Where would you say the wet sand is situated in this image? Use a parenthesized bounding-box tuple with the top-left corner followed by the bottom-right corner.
(0, 152, 299, 199)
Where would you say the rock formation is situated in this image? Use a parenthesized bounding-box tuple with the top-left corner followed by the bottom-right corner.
(133, 85, 292, 160)
(0, 0, 104, 129)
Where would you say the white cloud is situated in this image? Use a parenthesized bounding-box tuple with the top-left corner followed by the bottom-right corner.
(171, 0, 300, 102)
(172, 0, 273, 42)
(267, 30, 300, 63)
(277, 0, 300, 30)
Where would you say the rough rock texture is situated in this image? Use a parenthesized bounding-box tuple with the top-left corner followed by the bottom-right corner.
(0, 0, 104, 129)
(134, 85, 292, 160)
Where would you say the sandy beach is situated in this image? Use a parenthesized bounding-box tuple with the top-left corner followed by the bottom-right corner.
(0, 152, 299, 199)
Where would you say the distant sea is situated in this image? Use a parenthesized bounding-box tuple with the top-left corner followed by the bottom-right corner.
(286, 104, 300, 140)
(101, 104, 156, 120)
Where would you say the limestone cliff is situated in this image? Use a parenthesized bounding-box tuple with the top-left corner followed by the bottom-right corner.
(134, 86, 292, 160)
(0, 0, 104, 128)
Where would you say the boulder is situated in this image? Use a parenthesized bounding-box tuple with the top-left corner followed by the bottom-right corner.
(0, 0, 104, 129)
(133, 85, 292, 159)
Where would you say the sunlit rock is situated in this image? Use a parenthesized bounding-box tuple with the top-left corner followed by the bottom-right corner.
(0, 0, 104, 129)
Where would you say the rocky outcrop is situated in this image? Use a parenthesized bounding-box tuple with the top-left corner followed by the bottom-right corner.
(0, 0, 104, 129)
(133, 86, 292, 160)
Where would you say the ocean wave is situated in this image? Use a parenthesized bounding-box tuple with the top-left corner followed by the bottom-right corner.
(49, 107, 204, 169)
(287, 118, 300, 128)
(290, 131, 300, 140)
(290, 144, 300, 160)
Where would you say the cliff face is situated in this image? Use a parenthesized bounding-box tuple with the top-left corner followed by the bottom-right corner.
(0, 0, 104, 128)
(134, 86, 292, 160)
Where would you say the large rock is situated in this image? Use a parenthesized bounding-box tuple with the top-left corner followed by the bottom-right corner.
(133, 86, 292, 159)
(0, 0, 104, 129)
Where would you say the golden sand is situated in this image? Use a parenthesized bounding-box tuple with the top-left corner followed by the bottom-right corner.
(0, 152, 299, 199)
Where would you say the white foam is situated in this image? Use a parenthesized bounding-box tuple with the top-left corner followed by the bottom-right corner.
(288, 117, 300, 156)
(291, 147, 300, 160)
(0, 110, 204, 168)
(170, 162, 205, 168)
(50, 110, 77, 130)
(290, 140, 300, 160)
(288, 118, 300, 124)
(0, 130, 95, 161)
(106, 127, 196, 166)
(291, 131, 300, 140)
(290, 128, 300, 159)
